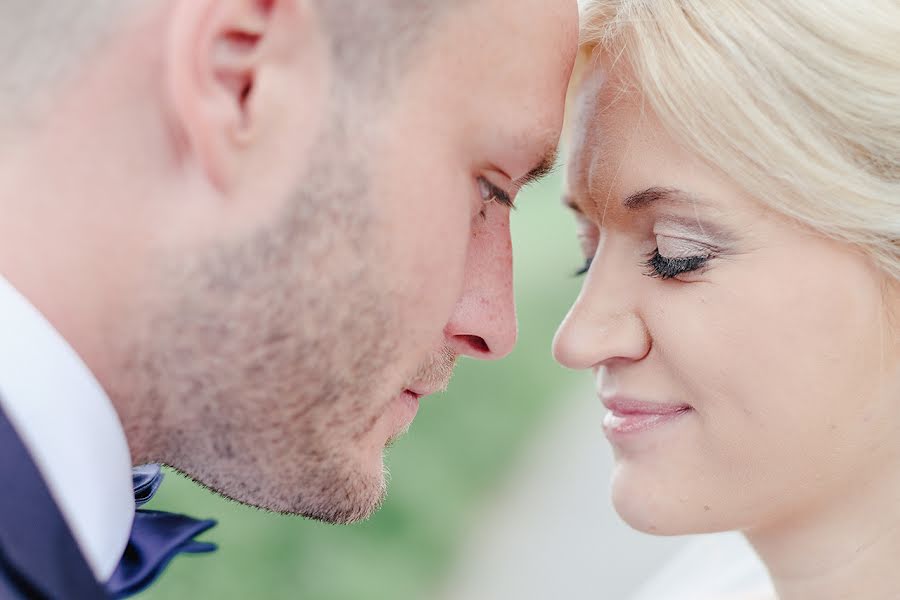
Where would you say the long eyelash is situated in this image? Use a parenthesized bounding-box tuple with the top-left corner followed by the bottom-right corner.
(574, 256, 593, 277)
(483, 180, 515, 210)
(643, 250, 710, 279)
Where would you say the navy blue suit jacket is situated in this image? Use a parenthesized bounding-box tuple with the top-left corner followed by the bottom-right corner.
(0, 400, 107, 599)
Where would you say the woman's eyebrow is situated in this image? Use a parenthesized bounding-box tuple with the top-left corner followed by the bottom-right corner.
(624, 187, 734, 241)
(623, 186, 711, 211)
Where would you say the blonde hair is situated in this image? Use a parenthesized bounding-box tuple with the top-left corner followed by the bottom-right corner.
(577, 0, 900, 279)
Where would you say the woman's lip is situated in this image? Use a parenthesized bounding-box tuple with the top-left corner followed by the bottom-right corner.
(601, 397, 693, 436)
(602, 397, 691, 416)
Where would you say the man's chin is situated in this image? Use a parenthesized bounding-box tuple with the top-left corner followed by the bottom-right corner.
(299, 471, 387, 525)
(173, 455, 388, 525)
(284, 435, 394, 524)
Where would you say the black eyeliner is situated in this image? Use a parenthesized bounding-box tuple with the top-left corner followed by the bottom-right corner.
(643, 250, 710, 279)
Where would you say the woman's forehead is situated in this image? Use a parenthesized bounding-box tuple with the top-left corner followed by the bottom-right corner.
(566, 61, 649, 200)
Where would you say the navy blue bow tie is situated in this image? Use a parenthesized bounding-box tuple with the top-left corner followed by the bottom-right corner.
(104, 465, 217, 599)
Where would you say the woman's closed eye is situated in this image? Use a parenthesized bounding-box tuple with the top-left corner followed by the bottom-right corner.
(643, 249, 710, 279)
(573, 251, 711, 279)
(575, 256, 593, 277)
(647, 234, 716, 279)
(574, 235, 717, 279)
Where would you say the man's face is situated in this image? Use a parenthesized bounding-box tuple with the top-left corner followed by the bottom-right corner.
(132, 0, 576, 523)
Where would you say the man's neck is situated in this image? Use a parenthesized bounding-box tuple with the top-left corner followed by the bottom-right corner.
(0, 132, 162, 464)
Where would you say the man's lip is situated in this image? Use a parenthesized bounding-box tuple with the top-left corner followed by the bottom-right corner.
(602, 396, 692, 416)
(404, 382, 448, 399)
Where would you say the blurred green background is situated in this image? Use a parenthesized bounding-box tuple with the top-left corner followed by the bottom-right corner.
(143, 172, 587, 600)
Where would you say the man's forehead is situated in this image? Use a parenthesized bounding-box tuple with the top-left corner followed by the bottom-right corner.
(407, 0, 575, 184)
(446, 0, 577, 78)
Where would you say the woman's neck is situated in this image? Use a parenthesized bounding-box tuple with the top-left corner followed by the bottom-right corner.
(746, 475, 900, 600)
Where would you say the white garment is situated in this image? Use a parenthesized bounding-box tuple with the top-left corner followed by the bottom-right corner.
(632, 532, 776, 600)
(0, 275, 134, 582)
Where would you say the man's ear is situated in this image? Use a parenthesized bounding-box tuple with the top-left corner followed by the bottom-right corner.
(165, 0, 325, 192)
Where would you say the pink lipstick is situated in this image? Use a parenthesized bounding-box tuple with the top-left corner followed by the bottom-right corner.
(602, 397, 692, 436)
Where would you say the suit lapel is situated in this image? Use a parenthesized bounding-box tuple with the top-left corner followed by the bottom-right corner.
(0, 401, 107, 599)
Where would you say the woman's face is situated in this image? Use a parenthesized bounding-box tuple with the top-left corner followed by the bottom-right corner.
(554, 60, 900, 536)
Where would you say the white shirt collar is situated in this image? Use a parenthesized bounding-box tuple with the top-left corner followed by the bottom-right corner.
(0, 275, 134, 582)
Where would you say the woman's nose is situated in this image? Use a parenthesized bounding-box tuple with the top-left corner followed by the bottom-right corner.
(552, 245, 651, 371)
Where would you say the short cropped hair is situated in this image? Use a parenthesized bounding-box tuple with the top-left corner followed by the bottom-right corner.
(578, 0, 900, 279)
(0, 2, 138, 125)
(318, 0, 449, 88)
(0, 1, 451, 127)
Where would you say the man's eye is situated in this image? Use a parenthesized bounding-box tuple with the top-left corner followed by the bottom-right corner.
(478, 177, 514, 211)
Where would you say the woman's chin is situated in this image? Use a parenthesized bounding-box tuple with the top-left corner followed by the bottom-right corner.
(610, 464, 732, 537)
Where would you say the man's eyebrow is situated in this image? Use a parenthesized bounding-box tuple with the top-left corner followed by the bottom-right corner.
(513, 147, 559, 190)
(623, 186, 706, 210)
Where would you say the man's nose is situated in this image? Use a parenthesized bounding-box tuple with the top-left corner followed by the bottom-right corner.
(443, 205, 518, 360)
(552, 240, 651, 371)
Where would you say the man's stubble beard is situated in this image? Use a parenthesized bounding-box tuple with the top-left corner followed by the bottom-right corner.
(120, 118, 409, 524)
(385, 346, 459, 447)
